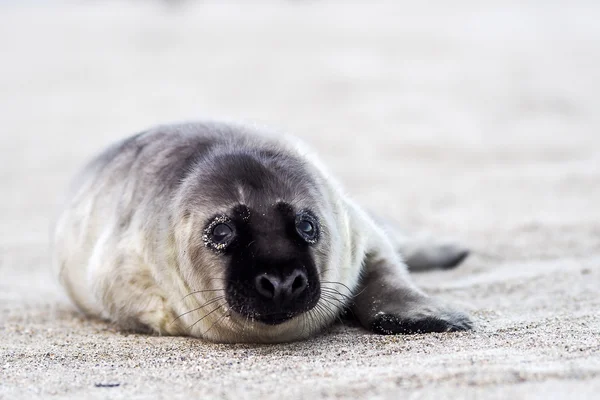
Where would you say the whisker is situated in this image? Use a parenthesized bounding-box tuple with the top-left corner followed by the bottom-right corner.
(294, 310, 304, 337)
(307, 308, 318, 336)
(321, 293, 348, 308)
(320, 285, 354, 299)
(188, 302, 226, 330)
(181, 288, 225, 300)
(320, 298, 345, 325)
(299, 309, 309, 338)
(310, 305, 325, 331)
(315, 302, 336, 329)
(177, 296, 223, 329)
(320, 287, 355, 303)
(321, 285, 352, 296)
(202, 310, 230, 337)
(321, 284, 367, 300)
(173, 296, 223, 326)
(321, 280, 354, 294)
(351, 285, 367, 298)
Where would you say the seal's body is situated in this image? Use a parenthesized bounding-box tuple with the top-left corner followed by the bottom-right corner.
(53, 122, 472, 343)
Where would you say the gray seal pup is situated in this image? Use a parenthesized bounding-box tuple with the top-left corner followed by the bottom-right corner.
(52, 122, 473, 343)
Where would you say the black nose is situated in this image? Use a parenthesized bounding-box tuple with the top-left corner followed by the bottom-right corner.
(254, 270, 308, 304)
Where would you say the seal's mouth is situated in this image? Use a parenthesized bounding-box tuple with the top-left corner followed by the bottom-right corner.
(256, 312, 296, 325)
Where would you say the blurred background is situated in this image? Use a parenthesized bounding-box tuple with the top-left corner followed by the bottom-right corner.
(2, 2, 600, 398)
(1, 0, 599, 305)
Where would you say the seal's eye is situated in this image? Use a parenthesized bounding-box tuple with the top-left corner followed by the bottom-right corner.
(212, 223, 233, 243)
(297, 220, 314, 236)
(295, 211, 319, 244)
(203, 216, 236, 252)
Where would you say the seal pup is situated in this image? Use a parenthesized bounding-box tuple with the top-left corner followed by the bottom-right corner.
(52, 122, 473, 343)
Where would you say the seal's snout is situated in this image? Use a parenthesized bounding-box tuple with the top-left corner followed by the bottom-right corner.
(255, 269, 309, 304)
(205, 200, 322, 326)
(247, 263, 318, 325)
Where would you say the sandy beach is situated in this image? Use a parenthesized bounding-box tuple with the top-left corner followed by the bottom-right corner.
(1, 1, 599, 398)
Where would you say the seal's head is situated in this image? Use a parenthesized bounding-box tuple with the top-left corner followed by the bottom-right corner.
(172, 144, 344, 342)
(203, 202, 321, 325)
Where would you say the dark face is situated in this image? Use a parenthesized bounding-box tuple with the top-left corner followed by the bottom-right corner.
(202, 202, 322, 325)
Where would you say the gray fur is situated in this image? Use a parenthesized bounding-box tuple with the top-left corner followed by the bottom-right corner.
(52, 122, 472, 343)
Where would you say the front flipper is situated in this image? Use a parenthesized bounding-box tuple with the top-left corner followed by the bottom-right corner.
(352, 255, 473, 335)
(371, 312, 472, 335)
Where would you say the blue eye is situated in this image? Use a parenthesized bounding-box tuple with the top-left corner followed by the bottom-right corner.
(295, 211, 319, 244)
(297, 220, 314, 236)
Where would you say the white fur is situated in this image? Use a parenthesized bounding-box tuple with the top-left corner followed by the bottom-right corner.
(52, 125, 391, 343)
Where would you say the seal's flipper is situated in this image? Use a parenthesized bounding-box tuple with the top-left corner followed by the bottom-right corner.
(351, 254, 473, 334)
(369, 214, 470, 271)
(401, 241, 470, 272)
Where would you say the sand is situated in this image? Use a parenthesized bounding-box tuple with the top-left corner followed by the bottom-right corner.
(1, 1, 599, 398)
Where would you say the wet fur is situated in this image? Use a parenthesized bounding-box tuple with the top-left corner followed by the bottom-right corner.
(52, 122, 472, 343)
